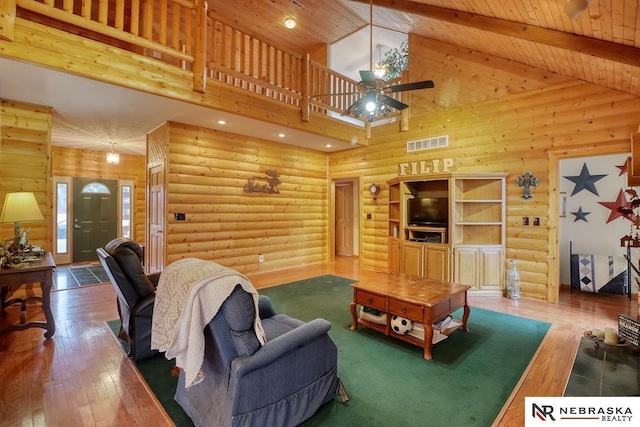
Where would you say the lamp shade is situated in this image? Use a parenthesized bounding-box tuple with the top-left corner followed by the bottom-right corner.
(0, 192, 44, 223)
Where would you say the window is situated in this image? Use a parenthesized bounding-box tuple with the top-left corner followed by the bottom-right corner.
(121, 184, 132, 238)
(81, 182, 110, 194)
(56, 182, 68, 254)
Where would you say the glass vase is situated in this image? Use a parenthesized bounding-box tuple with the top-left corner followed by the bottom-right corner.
(506, 259, 520, 300)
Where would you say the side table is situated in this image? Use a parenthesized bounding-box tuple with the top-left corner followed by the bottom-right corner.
(0, 252, 56, 338)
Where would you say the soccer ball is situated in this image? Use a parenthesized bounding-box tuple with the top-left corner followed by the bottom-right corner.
(390, 315, 412, 335)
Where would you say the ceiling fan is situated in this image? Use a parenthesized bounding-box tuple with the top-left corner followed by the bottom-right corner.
(340, 71, 434, 122)
(314, 0, 435, 123)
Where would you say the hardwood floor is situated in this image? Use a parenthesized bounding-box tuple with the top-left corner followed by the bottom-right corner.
(0, 257, 636, 426)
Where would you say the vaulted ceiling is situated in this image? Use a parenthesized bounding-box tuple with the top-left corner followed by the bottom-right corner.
(4, 1, 638, 155)
(210, 0, 640, 100)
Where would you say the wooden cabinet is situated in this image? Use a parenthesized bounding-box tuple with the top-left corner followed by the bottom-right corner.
(398, 242, 450, 280)
(387, 173, 506, 294)
(453, 246, 503, 292)
(424, 244, 449, 281)
(401, 241, 424, 277)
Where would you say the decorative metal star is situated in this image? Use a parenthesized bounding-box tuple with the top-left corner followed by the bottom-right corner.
(571, 206, 591, 222)
(615, 160, 628, 176)
(564, 163, 607, 196)
(598, 189, 634, 224)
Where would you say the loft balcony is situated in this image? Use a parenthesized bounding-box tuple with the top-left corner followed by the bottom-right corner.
(2, 0, 412, 147)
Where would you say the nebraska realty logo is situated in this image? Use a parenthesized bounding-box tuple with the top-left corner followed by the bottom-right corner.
(525, 397, 637, 426)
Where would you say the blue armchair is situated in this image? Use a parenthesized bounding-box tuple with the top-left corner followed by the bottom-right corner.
(174, 285, 338, 427)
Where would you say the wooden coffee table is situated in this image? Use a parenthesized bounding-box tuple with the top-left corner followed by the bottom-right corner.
(350, 274, 471, 360)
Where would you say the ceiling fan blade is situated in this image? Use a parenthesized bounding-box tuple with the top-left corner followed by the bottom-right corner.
(341, 97, 367, 117)
(378, 95, 409, 111)
(359, 70, 376, 84)
(385, 80, 435, 93)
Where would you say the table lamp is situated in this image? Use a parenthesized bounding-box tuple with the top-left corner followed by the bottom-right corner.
(0, 192, 44, 257)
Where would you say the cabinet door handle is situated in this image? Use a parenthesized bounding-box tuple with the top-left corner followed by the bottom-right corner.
(367, 297, 374, 304)
(401, 307, 407, 314)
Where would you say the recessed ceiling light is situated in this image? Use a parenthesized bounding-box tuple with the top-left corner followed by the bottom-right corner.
(325, 144, 332, 148)
(284, 18, 296, 29)
(217, 120, 227, 125)
(278, 133, 286, 138)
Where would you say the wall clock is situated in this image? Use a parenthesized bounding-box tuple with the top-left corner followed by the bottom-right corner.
(369, 183, 381, 201)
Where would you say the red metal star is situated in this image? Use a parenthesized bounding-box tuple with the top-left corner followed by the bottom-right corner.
(616, 161, 628, 176)
(598, 189, 635, 223)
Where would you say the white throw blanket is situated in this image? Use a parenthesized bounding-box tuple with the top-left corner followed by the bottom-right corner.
(151, 258, 266, 388)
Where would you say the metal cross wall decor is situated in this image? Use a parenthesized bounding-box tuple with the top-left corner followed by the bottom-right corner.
(516, 172, 539, 200)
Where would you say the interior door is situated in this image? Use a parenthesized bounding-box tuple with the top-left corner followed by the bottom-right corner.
(72, 178, 117, 262)
(147, 163, 165, 274)
(335, 183, 354, 256)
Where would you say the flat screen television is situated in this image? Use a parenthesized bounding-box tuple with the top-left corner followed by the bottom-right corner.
(407, 197, 448, 227)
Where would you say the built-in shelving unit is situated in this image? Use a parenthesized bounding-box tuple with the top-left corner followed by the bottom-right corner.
(387, 173, 507, 294)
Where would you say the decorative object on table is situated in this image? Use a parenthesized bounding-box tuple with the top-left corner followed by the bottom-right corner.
(515, 172, 539, 199)
(0, 192, 44, 267)
(583, 330, 629, 350)
(243, 169, 280, 194)
(506, 259, 521, 300)
(618, 314, 640, 347)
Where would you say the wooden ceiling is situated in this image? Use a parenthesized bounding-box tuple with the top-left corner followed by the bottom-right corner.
(207, 0, 640, 101)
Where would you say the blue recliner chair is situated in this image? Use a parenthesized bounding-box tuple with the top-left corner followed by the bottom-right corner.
(174, 285, 338, 427)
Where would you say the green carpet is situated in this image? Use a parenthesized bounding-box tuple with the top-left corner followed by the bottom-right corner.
(108, 274, 550, 427)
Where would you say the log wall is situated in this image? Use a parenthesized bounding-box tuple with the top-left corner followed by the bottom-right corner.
(51, 146, 147, 242)
(157, 122, 329, 274)
(0, 99, 51, 251)
(330, 39, 640, 302)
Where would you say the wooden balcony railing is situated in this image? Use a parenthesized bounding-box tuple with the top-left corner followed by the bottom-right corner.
(9, 0, 404, 126)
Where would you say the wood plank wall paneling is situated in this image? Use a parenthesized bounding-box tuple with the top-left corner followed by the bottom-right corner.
(52, 146, 147, 243)
(330, 65, 640, 303)
(0, 99, 52, 250)
(161, 122, 329, 274)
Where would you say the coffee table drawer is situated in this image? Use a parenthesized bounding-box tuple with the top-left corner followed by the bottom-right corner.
(355, 290, 386, 311)
(388, 299, 422, 320)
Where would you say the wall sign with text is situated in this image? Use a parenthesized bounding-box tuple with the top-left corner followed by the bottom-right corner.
(398, 158, 456, 177)
(618, 314, 639, 346)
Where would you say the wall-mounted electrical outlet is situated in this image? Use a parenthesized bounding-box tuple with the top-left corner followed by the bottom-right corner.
(258, 254, 264, 263)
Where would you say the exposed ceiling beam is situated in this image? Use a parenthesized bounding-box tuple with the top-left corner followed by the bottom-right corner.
(352, 0, 640, 69)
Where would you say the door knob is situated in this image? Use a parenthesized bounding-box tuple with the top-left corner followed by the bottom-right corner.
(73, 224, 81, 229)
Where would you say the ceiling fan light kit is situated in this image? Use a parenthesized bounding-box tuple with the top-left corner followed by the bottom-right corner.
(564, 0, 593, 19)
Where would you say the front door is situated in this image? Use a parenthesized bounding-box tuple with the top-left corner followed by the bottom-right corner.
(72, 178, 117, 262)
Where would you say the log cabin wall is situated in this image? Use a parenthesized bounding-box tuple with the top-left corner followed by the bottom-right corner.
(0, 99, 52, 252)
(51, 146, 147, 243)
(329, 36, 640, 303)
(159, 121, 328, 275)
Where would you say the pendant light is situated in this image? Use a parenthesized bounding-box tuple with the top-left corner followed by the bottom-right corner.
(564, 0, 593, 19)
(106, 142, 120, 165)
